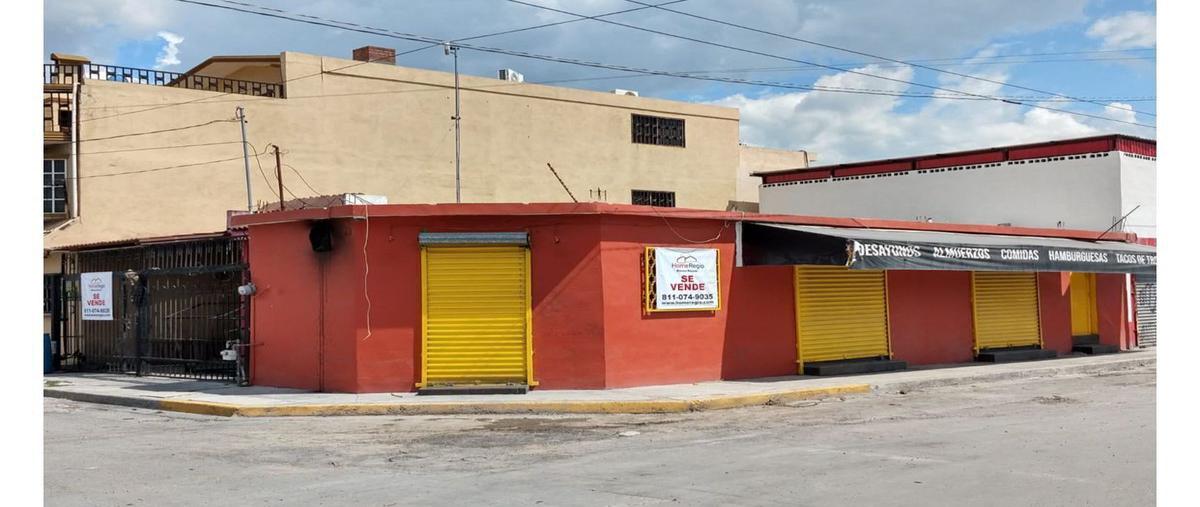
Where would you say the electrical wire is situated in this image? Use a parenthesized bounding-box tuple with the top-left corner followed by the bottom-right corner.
(621, 0, 1155, 118)
(506, 0, 1155, 128)
(361, 205, 372, 341)
(282, 163, 322, 196)
(78, 140, 243, 156)
(78, 0, 690, 123)
(173, 0, 1155, 129)
(75, 119, 237, 143)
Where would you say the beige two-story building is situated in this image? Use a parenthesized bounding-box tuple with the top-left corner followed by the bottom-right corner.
(42, 46, 809, 329)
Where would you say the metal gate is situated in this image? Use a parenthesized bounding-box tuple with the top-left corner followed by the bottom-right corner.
(1135, 276, 1156, 348)
(58, 236, 249, 382)
(971, 272, 1042, 352)
(793, 265, 891, 368)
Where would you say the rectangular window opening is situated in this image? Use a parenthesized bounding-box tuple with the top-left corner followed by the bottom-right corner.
(631, 114, 685, 147)
(44, 159, 67, 215)
(632, 190, 676, 208)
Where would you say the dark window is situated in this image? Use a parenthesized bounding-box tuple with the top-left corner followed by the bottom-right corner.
(632, 190, 676, 207)
(44, 274, 61, 315)
(631, 114, 685, 147)
(44, 159, 67, 214)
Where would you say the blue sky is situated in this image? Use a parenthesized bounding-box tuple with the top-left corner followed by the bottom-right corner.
(45, 0, 1156, 163)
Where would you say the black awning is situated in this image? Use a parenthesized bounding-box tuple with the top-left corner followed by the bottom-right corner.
(737, 223, 1157, 275)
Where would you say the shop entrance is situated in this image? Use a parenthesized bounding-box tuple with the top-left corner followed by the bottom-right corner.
(420, 240, 533, 391)
(793, 266, 893, 373)
(1069, 272, 1099, 339)
(971, 272, 1043, 353)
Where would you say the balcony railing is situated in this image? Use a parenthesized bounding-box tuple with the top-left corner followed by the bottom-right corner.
(43, 63, 284, 98)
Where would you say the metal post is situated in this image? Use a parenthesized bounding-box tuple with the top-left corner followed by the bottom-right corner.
(445, 44, 462, 203)
(272, 144, 285, 211)
(236, 106, 253, 211)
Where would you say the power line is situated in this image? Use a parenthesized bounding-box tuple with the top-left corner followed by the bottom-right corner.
(621, 0, 1155, 118)
(390, 0, 691, 58)
(507, 0, 1155, 128)
(78, 140, 243, 155)
(80, 0, 689, 124)
(71, 154, 245, 180)
(76, 119, 236, 143)
(174, 0, 1154, 128)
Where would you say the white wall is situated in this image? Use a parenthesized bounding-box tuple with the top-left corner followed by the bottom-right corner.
(760, 152, 1127, 231)
(1119, 153, 1157, 239)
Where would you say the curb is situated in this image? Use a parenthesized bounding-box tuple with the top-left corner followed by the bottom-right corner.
(44, 384, 871, 418)
(872, 354, 1155, 393)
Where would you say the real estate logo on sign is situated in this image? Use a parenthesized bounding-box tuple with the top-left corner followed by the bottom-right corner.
(80, 271, 113, 321)
(653, 247, 719, 311)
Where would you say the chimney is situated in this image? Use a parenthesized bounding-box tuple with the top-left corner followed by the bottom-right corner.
(352, 46, 396, 65)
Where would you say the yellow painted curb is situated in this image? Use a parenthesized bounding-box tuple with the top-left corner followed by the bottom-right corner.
(147, 383, 872, 417)
(159, 399, 241, 417)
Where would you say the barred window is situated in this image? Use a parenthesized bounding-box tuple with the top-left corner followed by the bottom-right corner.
(631, 114, 685, 147)
(632, 190, 676, 208)
(44, 159, 67, 215)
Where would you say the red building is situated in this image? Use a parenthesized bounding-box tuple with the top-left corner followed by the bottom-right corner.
(232, 203, 1154, 393)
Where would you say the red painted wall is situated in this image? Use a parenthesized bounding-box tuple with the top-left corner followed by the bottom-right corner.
(245, 209, 1139, 393)
(248, 221, 321, 390)
(723, 265, 798, 379)
(886, 271, 975, 365)
(1096, 274, 1133, 349)
(598, 215, 734, 388)
(1038, 272, 1073, 356)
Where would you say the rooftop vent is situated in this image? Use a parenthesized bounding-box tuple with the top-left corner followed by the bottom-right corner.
(498, 69, 524, 82)
(612, 89, 639, 96)
(352, 46, 396, 65)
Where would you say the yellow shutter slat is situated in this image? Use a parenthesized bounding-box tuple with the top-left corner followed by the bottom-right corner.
(972, 272, 1041, 350)
(422, 245, 531, 386)
(795, 266, 891, 365)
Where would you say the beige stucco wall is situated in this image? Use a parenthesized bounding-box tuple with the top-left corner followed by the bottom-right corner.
(43, 51, 741, 249)
(734, 145, 809, 212)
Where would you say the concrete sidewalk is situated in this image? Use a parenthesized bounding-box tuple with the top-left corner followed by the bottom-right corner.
(43, 349, 1155, 417)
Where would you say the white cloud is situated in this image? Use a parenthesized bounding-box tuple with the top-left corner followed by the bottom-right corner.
(1105, 102, 1137, 124)
(712, 62, 1152, 164)
(154, 31, 184, 69)
(1087, 11, 1156, 49)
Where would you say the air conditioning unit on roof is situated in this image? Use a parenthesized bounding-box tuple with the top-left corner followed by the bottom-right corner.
(498, 69, 524, 82)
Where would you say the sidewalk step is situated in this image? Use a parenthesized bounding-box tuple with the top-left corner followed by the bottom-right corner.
(1072, 334, 1100, 346)
(1072, 343, 1120, 355)
(418, 384, 529, 396)
(976, 349, 1058, 363)
(803, 359, 907, 376)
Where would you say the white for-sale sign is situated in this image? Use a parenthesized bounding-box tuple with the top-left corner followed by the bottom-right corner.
(80, 272, 114, 321)
(653, 247, 719, 311)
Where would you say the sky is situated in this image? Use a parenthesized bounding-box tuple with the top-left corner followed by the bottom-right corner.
(44, 0, 1157, 164)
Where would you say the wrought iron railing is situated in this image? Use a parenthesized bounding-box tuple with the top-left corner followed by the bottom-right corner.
(43, 63, 283, 98)
(59, 236, 250, 382)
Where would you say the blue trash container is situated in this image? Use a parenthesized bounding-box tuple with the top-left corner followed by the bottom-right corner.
(44, 333, 53, 374)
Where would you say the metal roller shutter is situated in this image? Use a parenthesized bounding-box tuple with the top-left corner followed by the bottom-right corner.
(794, 266, 890, 365)
(972, 272, 1042, 351)
(421, 245, 532, 386)
(1135, 279, 1156, 348)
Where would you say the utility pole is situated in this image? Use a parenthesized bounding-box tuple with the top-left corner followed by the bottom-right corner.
(272, 144, 285, 211)
(235, 106, 253, 211)
(444, 44, 462, 203)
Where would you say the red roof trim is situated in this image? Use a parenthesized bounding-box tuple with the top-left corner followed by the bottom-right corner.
(229, 202, 1141, 243)
(758, 134, 1155, 184)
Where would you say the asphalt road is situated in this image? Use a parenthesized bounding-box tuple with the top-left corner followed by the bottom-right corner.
(45, 368, 1155, 506)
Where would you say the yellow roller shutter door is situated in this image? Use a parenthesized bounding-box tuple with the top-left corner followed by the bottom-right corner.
(421, 245, 532, 386)
(972, 272, 1042, 351)
(794, 266, 891, 365)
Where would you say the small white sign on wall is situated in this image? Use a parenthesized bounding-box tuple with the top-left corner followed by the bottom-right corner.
(80, 272, 114, 321)
(648, 247, 720, 311)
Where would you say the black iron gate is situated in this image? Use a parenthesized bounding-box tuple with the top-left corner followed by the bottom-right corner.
(59, 236, 249, 382)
